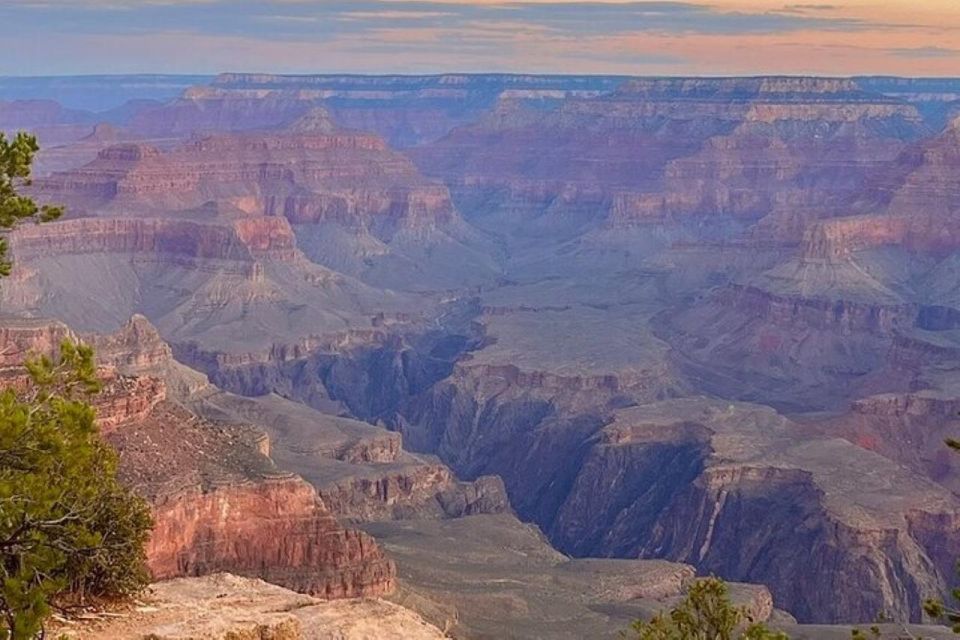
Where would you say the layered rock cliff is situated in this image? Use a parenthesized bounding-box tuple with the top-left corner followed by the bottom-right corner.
(814, 391, 960, 493)
(398, 375, 960, 623)
(414, 77, 924, 237)
(0, 318, 397, 600)
(10, 215, 300, 263)
(653, 283, 911, 411)
(21, 114, 492, 290)
(547, 399, 960, 624)
(109, 395, 396, 598)
(131, 73, 626, 147)
(32, 127, 457, 239)
(11, 74, 960, 631)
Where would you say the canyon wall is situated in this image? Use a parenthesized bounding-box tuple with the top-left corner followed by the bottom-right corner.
(413, 76, 925, 237)
(11, 74, 960, 631)
(0, 318, 397, 600)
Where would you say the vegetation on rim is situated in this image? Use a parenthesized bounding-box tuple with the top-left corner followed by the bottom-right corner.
(0, 132, 153, 640)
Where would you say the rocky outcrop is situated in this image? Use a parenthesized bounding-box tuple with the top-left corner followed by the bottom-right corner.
(0, 316, 397, 600)
(10, 216, 299, 263)
(716, 284, 917, 335)
(108, 398, 396, 599)
(317, 465, 509, 522)
(90, 313, 174, 370)
(145, 477, 394, 598)
(0, 317, 74, 368)
(542, 400, 960, 624)
(94, 372, 166, 434)
(52, 573, 446, 640)
(32, 126, 459, 240)
(801, 213, 960, 260)
(816, 392, 960, 492)
(191, 391, 512, 524)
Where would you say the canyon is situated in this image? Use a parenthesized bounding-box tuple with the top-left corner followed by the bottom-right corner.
(5, 73, 960, 636)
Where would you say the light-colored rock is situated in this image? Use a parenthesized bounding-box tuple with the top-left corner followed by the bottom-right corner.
(54, 573, 446, 640)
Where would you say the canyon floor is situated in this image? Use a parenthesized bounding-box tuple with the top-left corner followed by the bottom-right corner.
(5, 73, 960, 636)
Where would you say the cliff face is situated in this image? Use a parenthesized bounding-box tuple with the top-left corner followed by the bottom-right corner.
(647, 280, 958, 412)
(10, 216, 299, 263)
(90, 313, 175, 370)
(413, 77, 923, 235)
(800, 212, 960, 261)
(128, 87, 319, 137)
(792, 119, 960, 260)
(398, 379, 960, 623)
(0, 317, 74, 368)
(611, 79, 921, 227)
(0, 317, 397, 600)
(191, 384, 512, 524)
(145, 477, 394, 598)
(815, 393, 960, 493)
(109, 398, 397, 599)
(130, 74, 626, 147)
(317, 464, 509, 523)
(33, 127, 457, 239)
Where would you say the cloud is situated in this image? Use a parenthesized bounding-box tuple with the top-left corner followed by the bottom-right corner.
(2, 0, 959, 76)
(889, 46, 960, 59)
(1, 0, 876, 39)
(780, 4, 838, 12)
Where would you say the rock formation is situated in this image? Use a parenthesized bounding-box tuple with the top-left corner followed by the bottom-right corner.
(10, 74, 960, 630)
(52, 573, 446, 640)
(413, 77, 924, 239)
(0, 318, 397, 600)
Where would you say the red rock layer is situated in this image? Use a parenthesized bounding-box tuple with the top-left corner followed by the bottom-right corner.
(0, 318, 74, 368)
(32, 126, 457, 238)
(801, 206, 960, 260)
(94, 373, 166, 434)
(146, 477, 395, 598)
(108, 399, 398, 599)
(10, 216, 299, 263)
(0, 317, 396, 600)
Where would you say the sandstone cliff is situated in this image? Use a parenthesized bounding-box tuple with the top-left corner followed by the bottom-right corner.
(0, 318, 397, 600)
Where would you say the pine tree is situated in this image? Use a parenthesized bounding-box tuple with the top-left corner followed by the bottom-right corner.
(0, 342, 153, 639)
(627, 577, 790, 640)
(0, 134, 152, 639)
(0, 132, 62, 277)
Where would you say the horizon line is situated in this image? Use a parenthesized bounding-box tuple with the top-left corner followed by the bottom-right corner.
(4, 72, 960, 81)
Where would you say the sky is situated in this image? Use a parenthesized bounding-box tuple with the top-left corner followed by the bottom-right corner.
(4, 0, 960, 77)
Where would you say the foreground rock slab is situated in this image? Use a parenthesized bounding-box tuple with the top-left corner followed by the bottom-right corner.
(54, 573, 445, 640)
